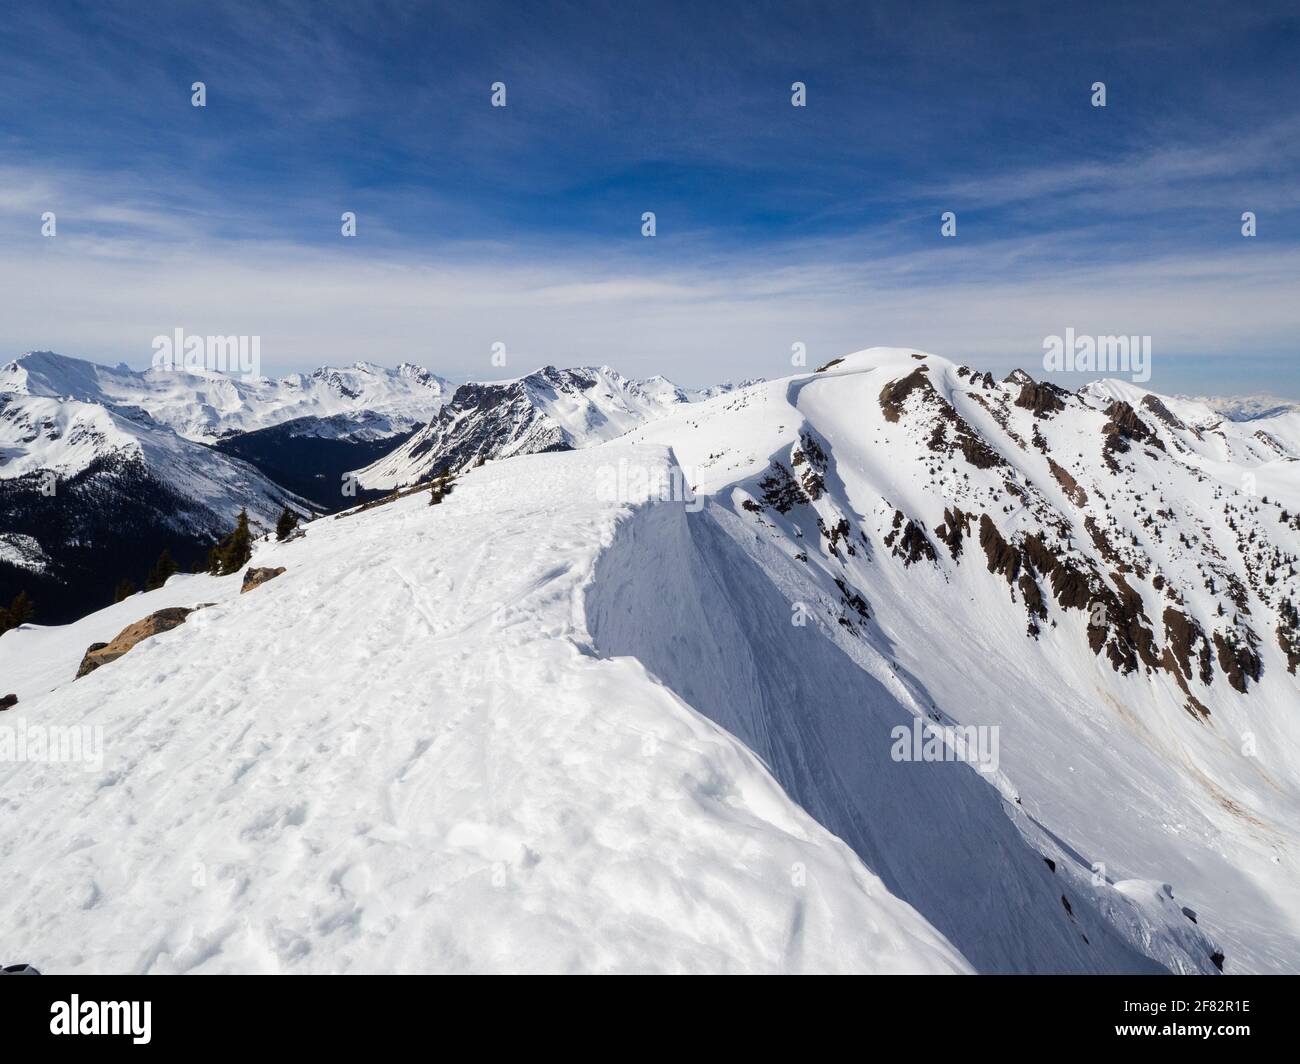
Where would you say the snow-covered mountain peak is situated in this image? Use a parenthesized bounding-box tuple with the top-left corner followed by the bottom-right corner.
(354, 363, 751, 490)
(619, 348, 1300, 971)
(1, 350, 451, 442)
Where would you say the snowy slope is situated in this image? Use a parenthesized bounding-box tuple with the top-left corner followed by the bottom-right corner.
(0, 387, 311, 622)
(624, 348, 1300, 973)
(355, 365, 753, 490)
(0, 451, 971, 975)
(3, 347, 1289, 974)
(0, 573, 230, 701)
(0, 390, 305, 530)
(1, 351, 450, 442)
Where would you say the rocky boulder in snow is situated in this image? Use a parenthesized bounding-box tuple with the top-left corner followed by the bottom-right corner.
(75, 606, 195, 678)
(241, 566, 286, 593)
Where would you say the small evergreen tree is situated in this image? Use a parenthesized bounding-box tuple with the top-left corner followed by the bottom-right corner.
(208, 510, 253, 575)
(6, 591, 34, 630)
(144, 548, 178, 591)
(275, 505, 299, 541)
(113, 577, 137, 603)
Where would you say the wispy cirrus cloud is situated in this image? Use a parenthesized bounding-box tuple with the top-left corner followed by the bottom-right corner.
(0, 0, 1297, 397)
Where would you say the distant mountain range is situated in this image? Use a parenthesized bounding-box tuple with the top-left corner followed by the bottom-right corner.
(355, 364, 758, 490)
(0, 351, 752, 621)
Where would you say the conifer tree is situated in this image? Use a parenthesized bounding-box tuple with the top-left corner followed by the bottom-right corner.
(209, 510, 254, 575)
(11, 590, 33, 625)
(144, 548, 178, 591)
(113, 577, 137, 603)
(225, 509, 252, 573)
(275, 505, 299, 541)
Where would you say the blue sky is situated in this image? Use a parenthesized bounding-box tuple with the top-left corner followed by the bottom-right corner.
(1, 0, 1298, 395)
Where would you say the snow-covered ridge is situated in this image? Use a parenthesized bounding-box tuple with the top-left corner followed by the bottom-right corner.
(625, 346, 1300, 972)
(0, 449, 971, 974)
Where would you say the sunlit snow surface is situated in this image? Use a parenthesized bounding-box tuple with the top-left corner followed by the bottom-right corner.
(0, 450, 969, 974)
(3, 348, 1297, 973)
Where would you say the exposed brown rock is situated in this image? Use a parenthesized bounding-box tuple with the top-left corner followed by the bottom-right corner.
(1212, 630, 1263, 693)
(819, 516, 854, 556)
(879, 367, 931, 423)
(793, 434, 828, 499)
(1140, 394, 1187, 432)
(1277, 598, 1300, 674)
(884, 510, 937, 566)
(0, 693, 16, 711)
(1015, 380, 1067, 417)
(979, 514, 1020, 584)
(935, 506, 972, 559)
(76, 607, 195, 679)
(1048, 459, 1088, 506)
(1102, 400, 1164, 470)
(1163, 607, 1214, 686)
(241, 566, 287, 593)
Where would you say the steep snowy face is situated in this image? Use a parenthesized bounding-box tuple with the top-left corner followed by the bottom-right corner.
(0, 449, 972, 975)
(626, 347, 1300, 973)
(0, 391, 298, 520)
(0, 351, 451, 442)
(355, 365, 750, 490)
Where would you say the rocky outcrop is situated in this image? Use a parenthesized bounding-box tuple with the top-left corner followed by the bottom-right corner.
(879, 367, 931, 423)
(935, 506, 972, 560)
(758, 463, 809, 513)
(885, 511, 937, 567)
(1278, 598, 1300, 675)
(1048, 459, 1087, 506)
(1140, 394, 1187, 432)
(0, 693, 16, 711)
(1212, 630, 1263, 694)
(1014, 380, 1067, 418)
(241, 566, 287, 593)
(792, 431, 828, 500)
(76, 606, 195, 679)
(1102, 401, 1164, 470)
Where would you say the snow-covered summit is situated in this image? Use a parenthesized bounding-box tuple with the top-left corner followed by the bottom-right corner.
(355, 363, 753, 490)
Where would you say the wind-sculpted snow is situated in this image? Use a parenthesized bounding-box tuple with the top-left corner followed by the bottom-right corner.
(0, 449, 970, 974)
(586, 492, 1209, 972)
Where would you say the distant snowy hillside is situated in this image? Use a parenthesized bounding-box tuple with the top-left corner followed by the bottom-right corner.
(0, 389, 309, 621)
(355, 365, 755, 490)
(1185, 393, 1300, 423)
(1, 351, 450, 443)
(0, 451, 972, 975)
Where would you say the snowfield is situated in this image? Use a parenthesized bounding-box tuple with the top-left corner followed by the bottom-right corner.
(3, 347, 1296, 974)
(0, 449, 970, 974)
